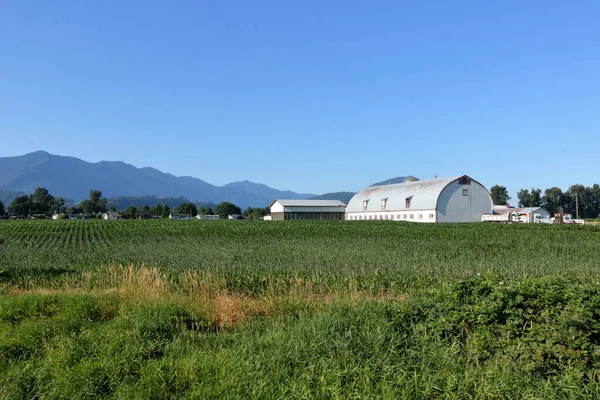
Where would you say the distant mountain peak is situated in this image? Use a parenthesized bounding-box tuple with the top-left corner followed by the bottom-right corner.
(0, 151, 316, 208)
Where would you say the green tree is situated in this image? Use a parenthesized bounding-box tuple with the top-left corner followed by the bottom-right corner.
(31, 187, 55, 215)
(8, 195, 32, 217)
(541, 187, 565, 216)
(161, 204, 171, 219)
(66, 205, 83, 215)
(517, 189, 531, 207)
(198, 207, 207, 216)
(530, 188, 542, 207)
(243, 207, 254, 217)
(215, 202, 242, 219)
(175, 202, 197, 216)
(0, 200, 4, 217)
(149, 203, 164, 217)
(51, 197, 65, 214)
(490, 185, 511, 206)
(206, 207, 214, 216)
(80, 190, 108, 215)
(122, 205, 137, 219)
(516, 188, 542, 208)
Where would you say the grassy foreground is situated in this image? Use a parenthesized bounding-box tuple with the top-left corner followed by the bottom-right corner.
(1, 220, 600, 399)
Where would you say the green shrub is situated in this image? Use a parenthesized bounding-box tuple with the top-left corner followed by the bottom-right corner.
(393, 275, 600, 380)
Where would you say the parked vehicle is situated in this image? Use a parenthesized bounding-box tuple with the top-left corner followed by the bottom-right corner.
(482, 211, 520, 223)
(531, 214, 555, 224)
(563, 214, 585, 225)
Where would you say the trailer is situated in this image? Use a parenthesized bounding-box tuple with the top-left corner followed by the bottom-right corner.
(481, 211, 520, 223)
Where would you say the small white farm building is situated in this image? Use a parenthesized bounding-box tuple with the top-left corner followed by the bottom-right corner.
(493, 206, 551, 222)
(269, 200, 347, 220)
(196, 214, 219, 220)
(346, 175, 492, 223)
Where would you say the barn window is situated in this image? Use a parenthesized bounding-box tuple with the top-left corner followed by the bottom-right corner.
(405, 196, 412, 208)
(391, 215, 394, 220)
(381, 198, 387, 210)
(429, 214, 434, 219)
(368, 215, 372, 220)
(458, 177, 471, 185)
(379, 215, 383, 220)
(418, 214, 422, 220)
(410, 214, 414, 219)
(462, 188, 469, 196)
(385, 215, 389, 220)
(362, 200, 369, 211)
(403, 214, 407, 220)
(397, 214, 401, 219)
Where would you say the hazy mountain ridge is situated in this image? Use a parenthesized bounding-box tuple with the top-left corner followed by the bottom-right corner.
(0, 151, 315, 209)
(311, 177, 416, 204)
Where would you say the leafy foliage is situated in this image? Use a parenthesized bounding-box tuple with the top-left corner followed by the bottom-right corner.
(490, 185, 510, 205)
(215, 202, 241, 219)
(393, 275, 600, 380)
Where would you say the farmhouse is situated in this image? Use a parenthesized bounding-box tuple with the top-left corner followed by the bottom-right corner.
(346, 175, 492, 223)
(169, 213, 193, 220)
(196, 214, 219, 220)
(269, 200, 347, 220)
(493, 206, 551, 222)
(102, 211, 121, 220)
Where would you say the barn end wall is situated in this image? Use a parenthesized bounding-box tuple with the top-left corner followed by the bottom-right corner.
(436, 180, 492, 222)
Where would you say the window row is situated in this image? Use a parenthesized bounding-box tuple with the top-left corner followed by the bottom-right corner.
(347, 213, 435, 221)
(363, 196, 414, 211)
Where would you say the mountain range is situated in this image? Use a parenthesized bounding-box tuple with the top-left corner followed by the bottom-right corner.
(0, 151, 413, 208)
(0, 151, 315, 209)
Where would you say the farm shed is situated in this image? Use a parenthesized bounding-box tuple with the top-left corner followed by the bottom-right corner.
(169, 213, 193, 220)
(102, 211, 121, 220)
(346, 175, 492, 223)
(493, 206, 551, 222)
(269, 200, 347, 220)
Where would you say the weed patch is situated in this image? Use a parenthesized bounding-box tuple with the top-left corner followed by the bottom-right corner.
(393, 275, 600, 381)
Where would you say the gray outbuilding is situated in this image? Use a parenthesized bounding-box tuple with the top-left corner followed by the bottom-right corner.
(269, 199, 347, 220)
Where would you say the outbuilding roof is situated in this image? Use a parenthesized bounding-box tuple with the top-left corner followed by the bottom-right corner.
(270, 199, 347, 208)
(346, 175, 471, 213)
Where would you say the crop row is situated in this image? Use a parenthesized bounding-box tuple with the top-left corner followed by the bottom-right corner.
(1, 220, 599, 295)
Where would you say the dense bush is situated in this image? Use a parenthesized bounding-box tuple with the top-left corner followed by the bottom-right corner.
(393, 275, 600, 381)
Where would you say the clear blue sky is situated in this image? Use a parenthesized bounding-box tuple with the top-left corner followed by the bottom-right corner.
(1, 1, 599, 200)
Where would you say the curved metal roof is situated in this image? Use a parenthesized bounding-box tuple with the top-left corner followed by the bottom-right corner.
(270, 199, 347, 207)
(346, 176, 464, 213)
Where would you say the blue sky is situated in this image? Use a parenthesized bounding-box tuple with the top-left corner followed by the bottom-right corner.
(1, 1, 599, 199)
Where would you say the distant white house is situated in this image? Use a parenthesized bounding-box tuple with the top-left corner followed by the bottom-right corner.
(263, 215, 272, 221)
(494, 206, 550, 222)
(101, 211, 122, 220)
(196, 214, 219, 220)
(169, 213, 193, 220)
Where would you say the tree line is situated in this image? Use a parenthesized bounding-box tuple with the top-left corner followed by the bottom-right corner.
(490, 184, 600, 218)
(0, 187, 269, 220)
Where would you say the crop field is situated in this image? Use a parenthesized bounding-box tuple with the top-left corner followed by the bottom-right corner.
(1, 220, 600, 399)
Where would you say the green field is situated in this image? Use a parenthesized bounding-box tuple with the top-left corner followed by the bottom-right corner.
(1, 220, 600, 399)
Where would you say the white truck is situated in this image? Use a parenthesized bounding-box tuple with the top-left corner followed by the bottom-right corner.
(531, 214, 554, 224)
(481, 211, 520, 223)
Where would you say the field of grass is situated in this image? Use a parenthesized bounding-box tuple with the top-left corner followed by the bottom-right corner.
(1, 220, 600, 398)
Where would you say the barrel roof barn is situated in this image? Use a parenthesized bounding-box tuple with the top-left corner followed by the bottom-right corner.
(346, 175, 492, 223)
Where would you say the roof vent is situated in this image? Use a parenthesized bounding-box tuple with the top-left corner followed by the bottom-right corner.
(402, 176, 420, 183)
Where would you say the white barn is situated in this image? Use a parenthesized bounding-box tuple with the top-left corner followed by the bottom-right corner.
(269, 200, 347, 220)
(346, 175, 492, 223)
